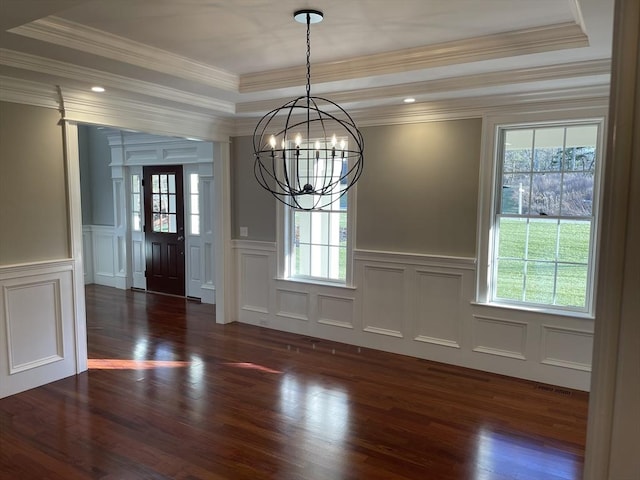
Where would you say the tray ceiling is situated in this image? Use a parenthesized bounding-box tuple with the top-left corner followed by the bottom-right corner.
(0, 0, 614, 122)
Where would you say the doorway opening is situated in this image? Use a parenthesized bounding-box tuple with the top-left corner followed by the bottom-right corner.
(78, 125, 216, 302)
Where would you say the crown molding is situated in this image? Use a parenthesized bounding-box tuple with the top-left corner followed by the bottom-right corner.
(0, 49, 235, 115)
(237, 59, 611, 115)
(240, 22, 589, 93)
(10, 16, 239, 92)
(2, 75, 607, 141)
(352, 88, 608, 128)
(59, 86, 234, 142)
(232, 85, 609, 136)
(0, 75, 60, 109)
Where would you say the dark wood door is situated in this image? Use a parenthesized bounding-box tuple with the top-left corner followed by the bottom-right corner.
(143, 165, 185, 296)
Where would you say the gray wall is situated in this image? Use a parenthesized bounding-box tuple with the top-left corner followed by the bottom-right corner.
(230, 118, 482, 257)
(0, 101, 69, 264)
(78, 125, 114, 226)
(231, 135, 277, 241)
(357, 119, 481, 257)
(78, 125, 92, 225)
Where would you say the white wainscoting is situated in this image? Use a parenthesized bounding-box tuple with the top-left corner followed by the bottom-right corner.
(233, 240, 594, 391)
(82, 225, 117, 287)
(0, 260, 79, 398)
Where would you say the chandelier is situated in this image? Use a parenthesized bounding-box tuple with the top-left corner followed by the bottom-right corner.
(253, 9, 364, 210)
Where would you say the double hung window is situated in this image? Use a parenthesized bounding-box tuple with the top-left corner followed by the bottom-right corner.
(489, 121, 602, 313)
(283, 138, 351, 284)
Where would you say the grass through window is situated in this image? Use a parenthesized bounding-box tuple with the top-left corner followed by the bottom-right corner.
(496, 218, 590, 308)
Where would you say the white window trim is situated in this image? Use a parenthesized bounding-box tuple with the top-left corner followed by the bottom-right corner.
(476, 109, 606, 317)
(276, 170, 357, 288)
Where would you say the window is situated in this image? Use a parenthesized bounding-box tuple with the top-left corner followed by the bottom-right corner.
(151, 173, 177, 233)
(489, 122, 602, 313)
(131, 174, 141, 231)
(283, 138, 352, 284)
(189, 173, 200, 235)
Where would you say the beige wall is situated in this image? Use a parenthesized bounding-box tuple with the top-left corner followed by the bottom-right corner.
(0, 101, 69, 265)
(230, 119, 482, 257)
(357, 119, 482, 257)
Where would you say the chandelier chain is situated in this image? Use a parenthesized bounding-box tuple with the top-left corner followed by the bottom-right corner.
(306, 14, 311, 100)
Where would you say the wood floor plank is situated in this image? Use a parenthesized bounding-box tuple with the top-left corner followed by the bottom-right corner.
(0, 285, 589, 479)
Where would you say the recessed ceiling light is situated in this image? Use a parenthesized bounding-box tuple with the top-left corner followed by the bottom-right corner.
(403, 97, 416, 103)
(91, 86, 105, 93)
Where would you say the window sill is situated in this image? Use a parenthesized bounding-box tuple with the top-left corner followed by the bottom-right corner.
(471, 301, 595, 320)
(275, 276, 357, 290)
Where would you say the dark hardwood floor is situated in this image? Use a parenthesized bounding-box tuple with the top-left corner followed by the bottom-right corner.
(0, 285, 589, 479)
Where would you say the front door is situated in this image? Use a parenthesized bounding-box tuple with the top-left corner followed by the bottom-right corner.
(143, 166, 185, 296)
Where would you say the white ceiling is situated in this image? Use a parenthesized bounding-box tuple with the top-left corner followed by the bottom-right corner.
(0, 0, 614, 127)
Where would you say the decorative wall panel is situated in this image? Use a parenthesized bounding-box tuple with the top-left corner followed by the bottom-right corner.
(5, 280, 63, 373)
(0, 261, 78, 398)
(361, 265, 405, 338)
(239, 253, 270, 313)
(414, 270, 462, 348)
(276, 289, 309, 321)
(317, 294, 354, 329)
(541, 325, 593, 371)
(473, 315, 527, 360)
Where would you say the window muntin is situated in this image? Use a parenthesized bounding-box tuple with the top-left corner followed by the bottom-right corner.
(286, 138, 349, 283)
(492, 123, 599, 311)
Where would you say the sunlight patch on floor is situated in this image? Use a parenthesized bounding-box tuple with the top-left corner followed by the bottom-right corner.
(88, 359, 192, 370)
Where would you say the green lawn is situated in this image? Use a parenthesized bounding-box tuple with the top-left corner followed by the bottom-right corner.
(496, 218, 591, 308)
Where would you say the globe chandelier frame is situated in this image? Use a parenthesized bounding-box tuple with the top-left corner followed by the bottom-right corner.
(253, 9, 364, 211)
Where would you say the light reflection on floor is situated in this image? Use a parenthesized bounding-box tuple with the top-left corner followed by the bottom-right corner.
(474, 427, 580, 480)
(279, 374, 350, 477)
(222, 362, 283, 374)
